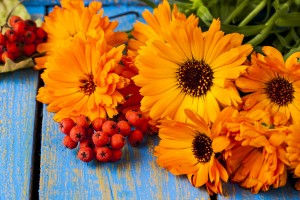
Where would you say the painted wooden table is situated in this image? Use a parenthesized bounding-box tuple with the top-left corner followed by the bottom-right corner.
(1, 1, 300, 200)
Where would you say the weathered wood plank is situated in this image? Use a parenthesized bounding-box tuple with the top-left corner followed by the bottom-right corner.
(0, 69, 39, 200)
(219, 182, 300, 200)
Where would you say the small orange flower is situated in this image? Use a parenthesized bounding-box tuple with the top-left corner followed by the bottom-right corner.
(286, 123, 300, 177)
(35, 0, 127, 70)
(154, 109, 231, 195)
(223, 108, 289, 193)
(236, 46, 300, 125)
(36, 35, 129, 122)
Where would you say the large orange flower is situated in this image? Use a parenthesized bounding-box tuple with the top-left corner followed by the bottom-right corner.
(155, 109, 231, 195)
(223, 109, 289, 194)
(35, 0, 127, 70)
(133, 16, 252, 123)
(236, 46, 300, 125)
(36, 34, 129, 121)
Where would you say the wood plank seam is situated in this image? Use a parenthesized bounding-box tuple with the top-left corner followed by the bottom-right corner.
(29, 70, 44, 200)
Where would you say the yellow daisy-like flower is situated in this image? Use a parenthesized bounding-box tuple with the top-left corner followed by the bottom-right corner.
(223, 109, 289, 194)
(286, 123, 300, 177)
(155, 109, 231, 195)
(36, 34, 129, 122)
(128, 0, 199, 53)
(236, 46, 300, 125)
(34, 0, 127, 70)
(133, 17, 252, 123)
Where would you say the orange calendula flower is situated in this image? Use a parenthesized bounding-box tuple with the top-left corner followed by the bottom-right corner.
(236, 46, 300, 125)
(133, 14, 252, 123)
(34, 0, 127, 70)
(36, 34, 130, 122)
(286, 123, 300, 177)
(128, 0, 198, 53)
(223, 109, 289, 194)
(155, 109, 231, 195)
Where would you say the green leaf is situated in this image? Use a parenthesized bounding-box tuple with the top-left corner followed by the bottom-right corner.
(0, 0, 30, 26)
(138, 0, 157, 9)
(196, 5, 213, 26)
(276, 13, 300, 27)
(0, 57, 35, 74)
(275, 32, 294, 49)
(221, 24, 265, 36)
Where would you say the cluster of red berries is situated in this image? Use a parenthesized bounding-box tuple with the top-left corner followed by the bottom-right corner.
(0, 15, 47, 63)
(59, 110, 155, 163)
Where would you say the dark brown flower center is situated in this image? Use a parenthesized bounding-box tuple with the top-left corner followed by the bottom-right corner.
(266, 77, 294, 106)
(177, 59, 214, 97)
(192, 132, 213, 163)
(79, 73, 96, 96)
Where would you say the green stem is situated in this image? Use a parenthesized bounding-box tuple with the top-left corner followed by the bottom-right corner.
(224, 0, 250, 24)
(238, 0, 267, 27)
(139, 0, 156, 9)
(247, 12, 278, 46)
(247, 0, 292, 46)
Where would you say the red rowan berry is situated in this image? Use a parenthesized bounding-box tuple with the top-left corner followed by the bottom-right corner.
(69, 125, 86, 142)
(125, 110, 145, 127)
(5, 29, 18, 42)
(102, 120, 118, 136)
(59, 118, 75, 135)
(78, 147, 94, 162)
(136, 121, 149, 134)
(13, 20, 26, 35)
(23, 43, 36, 57)
(95, 147, 112, 162)
(91, 117, 106, 131)
(1, 51, 14, 62)
(75, 115, 90, 129)
(110, 134, 125, 149)
(79, 138, 94, 149)
(92, 131, 110, 147)
(86, 127, 94, 137)
(9, 15, 22, 27)
(35, 27, 47, 40)
(63, 135, 78, 149)
(128, 130, 144, 147)
(0, 33, 6, 45)
(24, 30, 36, 44)
(24, 19, 37, 32)
(110, 149, 123, 162)
(117, 120, 131, 136)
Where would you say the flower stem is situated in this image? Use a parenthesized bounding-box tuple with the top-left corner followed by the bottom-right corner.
(247, 0, 293, 47)
(238, 0, 268, 27)
(223, 0, 250, 24)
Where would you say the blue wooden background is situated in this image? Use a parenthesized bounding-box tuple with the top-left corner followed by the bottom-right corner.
(0, 0, 299, 199)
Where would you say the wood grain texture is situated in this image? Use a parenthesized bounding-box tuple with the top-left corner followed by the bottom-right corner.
(219, 181, 300, 200)
(0, 69, 38, 200)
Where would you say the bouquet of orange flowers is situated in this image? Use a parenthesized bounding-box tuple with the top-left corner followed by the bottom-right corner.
(23, 0, 300, 196)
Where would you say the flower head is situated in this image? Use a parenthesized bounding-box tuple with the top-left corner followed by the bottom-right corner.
(286, 123, 300, 177)
(236, 46, 300, 125)
(223, 108, 289, 194)
(128, 0, 198, 53)
(35, 0, 127, 70)
(154, 109, 231, 194)
(133, 15, 252, 123)
(36, 34, 130, 122)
